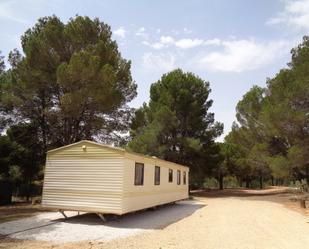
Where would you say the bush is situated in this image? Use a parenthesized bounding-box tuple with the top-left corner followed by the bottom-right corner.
(294, 179, 309, 192)
(223, 176, 239, 188)
(203, 177, 219, 189)
(249, 179, 262, 189)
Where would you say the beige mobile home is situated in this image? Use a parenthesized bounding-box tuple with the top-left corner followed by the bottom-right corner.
(42, 140, 189, 218)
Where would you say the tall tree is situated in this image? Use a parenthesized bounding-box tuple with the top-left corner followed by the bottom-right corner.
(225, 124, 253, 187)
(129, 69, 223, 186)
(0, 135, 13, 180)
(262, 36, 309, 183)
(215, 142, 237, 190)
(2, 15, 137, 151)
(225, 86, 272, 189)
(0, 51, 11, 132)
(225, 36, 309, 187)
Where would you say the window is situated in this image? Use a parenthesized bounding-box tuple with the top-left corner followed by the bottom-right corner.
(154, 166, 160, 185)
(177, 170, 181, 185)
(168, 169, 173, 182)
(134, 163, 144, 185)
(183, 171, 186, 185)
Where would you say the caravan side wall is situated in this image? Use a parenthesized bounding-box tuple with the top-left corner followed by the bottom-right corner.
(42, 142, 124, 214)
(122, 154, 189, 213)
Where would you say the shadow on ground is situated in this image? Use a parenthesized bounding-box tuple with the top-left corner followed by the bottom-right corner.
(62, 200, 205, 229)
(0, 200, 205, 243)
(192, 187, 295, 198)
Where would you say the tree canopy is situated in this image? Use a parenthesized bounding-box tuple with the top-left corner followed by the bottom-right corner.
(1, 15, 137, 151)
(4, 15, 309, 194)
(128, 69, 223, 186)
(224, 36, 309, 188)
(0, 15, 137, 197)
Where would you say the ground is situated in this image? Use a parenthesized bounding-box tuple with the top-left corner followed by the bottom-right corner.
(1, 187, 309, 249)
(0, 203, 48, 223)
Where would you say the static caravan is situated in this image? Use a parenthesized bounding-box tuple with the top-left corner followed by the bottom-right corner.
(42, 140, 189, 219)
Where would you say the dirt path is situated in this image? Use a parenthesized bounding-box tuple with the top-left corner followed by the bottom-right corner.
(97, 194, 309, 249)
(2, 188, 309, 249)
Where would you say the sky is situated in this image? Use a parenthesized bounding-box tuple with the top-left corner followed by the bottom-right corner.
(1, 0, 309, 140)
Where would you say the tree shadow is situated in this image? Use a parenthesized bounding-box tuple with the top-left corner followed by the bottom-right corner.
(192, 187, 296, 199)
(64, 200, 205, 229)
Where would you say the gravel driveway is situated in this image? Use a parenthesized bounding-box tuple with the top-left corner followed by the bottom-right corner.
(100, 195, 309, 249)
(0, 200, 204, 243)
(2, 189, 309, 249)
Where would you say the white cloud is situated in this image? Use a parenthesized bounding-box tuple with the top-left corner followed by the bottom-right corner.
(142, 41, 150, 45)
(137, 27, 146, 33)
(175, 38, 204, 49)
(142, 36, 174, 49)
(113, 27, 126, 38)
(135, 27, 149, 40)
(203, 38, 221, 46)
(141, 35, 291, 73)
(151, 42, 165, 49)
(160, 36, 175, 44)
(142, 52, 176, 71)
(142, 35, 220, 50)
(197, 39, 289, 73)
(267, 0, 309, 30)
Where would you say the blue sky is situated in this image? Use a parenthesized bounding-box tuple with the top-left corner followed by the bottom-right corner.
(1, 0, 309, 140)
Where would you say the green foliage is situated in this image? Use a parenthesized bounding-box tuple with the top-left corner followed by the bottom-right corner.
(0, 135, 13, 179)
(223, 176, 239, 188)
(292, 179, 309, 192)
(1, 15, 137, 149)
(225, 36, 309, 187)
(203, 177, 219, 189)
(268, 155, 290, 179)
(0, 15, 138, 197)
(7, 123, 43, 183)
(0, 123, 43, 199)
(129, 69, 223, 186)
(0, 51, 4, 73)
(8, 165, 22, 182)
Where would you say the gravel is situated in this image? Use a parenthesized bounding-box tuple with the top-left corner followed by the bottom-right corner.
(98, 195, 309, 249)
(3, 189, 309, 249)
(0, 200, 204, 243)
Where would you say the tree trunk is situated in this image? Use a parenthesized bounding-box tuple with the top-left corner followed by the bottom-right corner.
(306, 164, 309, 184)
(259, 175, 263, 189)
(271, 176, 274, 186)
(26, 179, 31, 202)
(237, 176, 242, 187)
(245, 178, 250, 188)
(218, 174, 224, 190)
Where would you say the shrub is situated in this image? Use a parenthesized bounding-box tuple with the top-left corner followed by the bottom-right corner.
(223, 176, 239, 188)
(203, 177, 219, 189)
